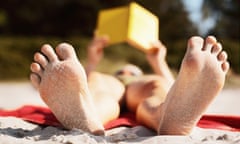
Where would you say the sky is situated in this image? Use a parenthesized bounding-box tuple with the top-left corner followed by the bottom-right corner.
(182, 0, 216, 35)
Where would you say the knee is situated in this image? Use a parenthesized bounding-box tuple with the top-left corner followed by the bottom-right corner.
(125, 80, 159, 112)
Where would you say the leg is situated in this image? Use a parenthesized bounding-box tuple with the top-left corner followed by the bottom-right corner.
(159, 36, 229, 135)
(84, 35, 125, 125)
(126, 42, 174, 131)
(126, 76, 168, 113)
(146, 40, 175, 88)
(30, 43, 106, 135)
(87, 71, 125, 125)
(126, 75, 169, 131)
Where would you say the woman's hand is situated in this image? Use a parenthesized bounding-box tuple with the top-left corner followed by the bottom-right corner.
(86, 36, 109, 74)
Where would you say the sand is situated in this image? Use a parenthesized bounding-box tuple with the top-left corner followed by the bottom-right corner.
(0, 82, 240, 144)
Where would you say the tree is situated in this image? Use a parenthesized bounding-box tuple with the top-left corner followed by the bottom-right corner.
(0, 0, 197, 38)
(202, 0, 240, 40)
(202, 0, 240, 73)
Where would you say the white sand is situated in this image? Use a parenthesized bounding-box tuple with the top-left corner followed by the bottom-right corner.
(0, 82, 240, 144)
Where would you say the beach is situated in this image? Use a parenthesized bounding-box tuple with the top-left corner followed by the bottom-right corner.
(0, 82, 240, 144)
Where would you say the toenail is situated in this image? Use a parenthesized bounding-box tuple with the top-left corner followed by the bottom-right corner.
(218, 51, 227, 61)
(206, 36, 217, 43)
(212, 43, 222, 53)
(57, 43, 71, 49)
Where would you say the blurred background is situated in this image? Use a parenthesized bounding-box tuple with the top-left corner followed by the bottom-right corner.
(0, 0, 239, 87)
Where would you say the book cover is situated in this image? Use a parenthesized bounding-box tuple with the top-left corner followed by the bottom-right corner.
(96, 2, 159, 53)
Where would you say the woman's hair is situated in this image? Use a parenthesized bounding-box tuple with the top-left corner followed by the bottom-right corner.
(114, 64, 143, 76)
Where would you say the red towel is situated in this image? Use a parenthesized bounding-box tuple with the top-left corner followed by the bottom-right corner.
(0, 105, 61, 127)
(0, 105, 239, 131)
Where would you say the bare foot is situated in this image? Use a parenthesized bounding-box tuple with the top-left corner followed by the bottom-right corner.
(159, 36, 229, 135)
(30, 43, 104, 135)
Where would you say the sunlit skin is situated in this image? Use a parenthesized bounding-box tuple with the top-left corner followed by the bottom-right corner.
(159, 36, 229, 134)
(30, 36, 229, 135)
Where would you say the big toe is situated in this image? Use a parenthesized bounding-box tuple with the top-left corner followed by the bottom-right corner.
(187, 36, 204, 53)
(56, 43, 77, 60)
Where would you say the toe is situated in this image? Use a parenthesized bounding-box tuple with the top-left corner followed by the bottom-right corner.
(211, 43, 222, 55)
(34, 52, 48, 68)
(202, 36, 217, 52)
(30, 62, 43, 76)
(222, 61, 230, 73)
(41, 44, 58, 62)
(187, 36, 204, 52)
(217, 51, 228, 62)
(56, 43, 77, 60)
(30, 73, 41, 89)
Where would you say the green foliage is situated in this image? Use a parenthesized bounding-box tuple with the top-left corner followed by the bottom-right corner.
(221, 39, 240, 73)
(0, 0, 239, 80)
(0, 36, 150, 80)
(0, 10, 7, 27)
(201, 0, 240, 73)
(166, 39, 187, 69)
(203, 0, 240, 40)
(0, 36, 239, 81)
(0, 0, 197, 39)
(0, 36, 89, 80)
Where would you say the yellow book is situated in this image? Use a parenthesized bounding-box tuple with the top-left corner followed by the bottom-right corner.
(96, 2, 159, 53)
